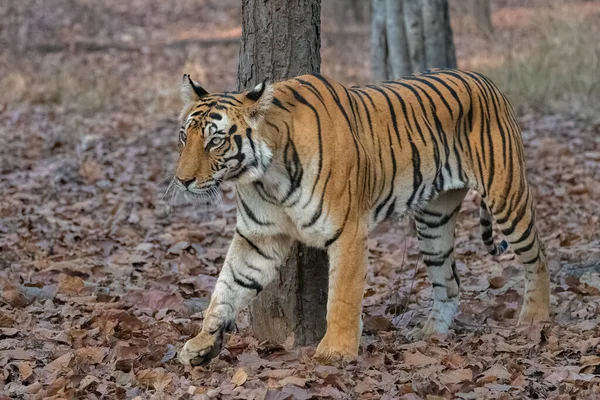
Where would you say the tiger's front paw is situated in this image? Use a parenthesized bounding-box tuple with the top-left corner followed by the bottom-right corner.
(314, 333, 358, 364)
(178, 329, 224, 367)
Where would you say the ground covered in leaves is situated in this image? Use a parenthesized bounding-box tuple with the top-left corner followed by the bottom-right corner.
(1, 1, 600, 399)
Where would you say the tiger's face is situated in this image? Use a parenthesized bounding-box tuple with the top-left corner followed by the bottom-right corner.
(173, 75, 273, 199)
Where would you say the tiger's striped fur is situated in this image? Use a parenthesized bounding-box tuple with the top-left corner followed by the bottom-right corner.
(175, 70, 550, 366)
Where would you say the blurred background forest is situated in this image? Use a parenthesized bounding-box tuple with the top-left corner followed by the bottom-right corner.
(1, 1, 600, 399)
(1, 0, 599, 117)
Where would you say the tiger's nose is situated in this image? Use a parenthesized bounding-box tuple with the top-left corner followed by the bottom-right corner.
(179, 178, 195, 188)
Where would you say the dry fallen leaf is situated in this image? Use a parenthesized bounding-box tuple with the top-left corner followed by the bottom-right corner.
(403, 350, 439, 367)
(136, 368, 173, 391)
(231, 368, 248, 386)
(488, 275, 505, 289)
(0, 311, 15, 327)
(579, 355, 600, 373)
(479, 365, 511, 383)
(363, 315, 393, 333)
(0, 327, 18, 337)
(1, 288, 31, 308)
(79, 160, 102, 183)
(439, 368, 473, 385)
(45, 352, 73, 373)
(442, 353, 466, 368)
(259, 369, 295, 379)
(75, 347, 106, 364)
(355, 376, 377, 394)
(18, 361, 33, 381)
(124, 290, 187, 313)
(511, 373, 527, 388)
(79, 375, 101, 390)
(167, 241, 190, 255)
(58, 274, 86, 295)
(278, 376, 308, 388)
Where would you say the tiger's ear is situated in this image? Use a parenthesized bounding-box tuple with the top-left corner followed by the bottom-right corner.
(244, 80, 274, 127)
(246, 81, 268, 101)
(180, 74, 209, 104)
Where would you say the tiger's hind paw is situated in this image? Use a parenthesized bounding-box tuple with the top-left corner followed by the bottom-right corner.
(518, 304, 550, 325)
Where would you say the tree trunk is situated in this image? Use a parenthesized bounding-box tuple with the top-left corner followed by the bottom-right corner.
(371, 0, 389, 81)
(403, 0, 426, 72)
(442, 0, 457, 68)
(470, 0, 494, 38)
(238, 0, 328, 347)
(238, 0, 321, 90)
(371, 0, 456, 81)
(385, 0, 411, 78)
(422, 0, 456, 69)
(350, 0, 369, 23)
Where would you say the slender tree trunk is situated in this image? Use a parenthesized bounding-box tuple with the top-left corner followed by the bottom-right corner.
(470, 0, 494, 38)
(371, 0, 456, 81)
(371, 0, 389, 81)
(350, 0, 368, 23)
(403, 0, 426, 72)
(385, 0, 411, 78)
(238, 0, 328, 347)
(442, 0, 457, 68)
(422, 0, 456, 68)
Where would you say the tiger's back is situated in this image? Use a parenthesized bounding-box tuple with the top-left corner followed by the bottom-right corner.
(269, 70, 522, 223)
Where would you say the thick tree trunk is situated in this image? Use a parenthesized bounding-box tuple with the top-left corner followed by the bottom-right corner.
(238, 0, 321, 90)
(238, 0, 328, 347)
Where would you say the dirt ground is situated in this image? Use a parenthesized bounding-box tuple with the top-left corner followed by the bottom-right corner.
(1, 1, 600, 399)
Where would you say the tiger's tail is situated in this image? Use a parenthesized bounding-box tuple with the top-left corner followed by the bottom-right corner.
(480, 200, 509, 256)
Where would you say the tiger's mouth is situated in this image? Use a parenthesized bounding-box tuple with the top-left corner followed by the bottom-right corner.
(171, 178, 222, 206)
(184, 181, 220, 195)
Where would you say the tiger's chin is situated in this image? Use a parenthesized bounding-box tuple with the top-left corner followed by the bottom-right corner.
(170, 184, 223, 208)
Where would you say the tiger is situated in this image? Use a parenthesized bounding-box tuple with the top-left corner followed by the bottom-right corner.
(173, 69, 550, 366)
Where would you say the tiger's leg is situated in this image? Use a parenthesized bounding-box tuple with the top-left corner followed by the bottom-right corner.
(314, 219, 368, 363)
(178, 231, 292, 366)
(411, 189, 468, 338)
(489, 183, 550, 324)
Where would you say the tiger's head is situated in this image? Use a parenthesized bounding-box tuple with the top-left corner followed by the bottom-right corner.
(172, 75, 274, 201)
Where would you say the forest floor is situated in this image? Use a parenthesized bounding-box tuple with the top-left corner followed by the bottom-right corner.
(1, 1, 600, 399)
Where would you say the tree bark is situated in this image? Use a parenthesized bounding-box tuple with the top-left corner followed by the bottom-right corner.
(238, 0, 321, 90)
(371, 0, 456, 81)
(385, 0, 411, 78)
(350, 0, 369, 23)
(422, 0, 453, 68)
(371, 0, 389, 81)
(470, 0, 494, 38)
(442, 0, 457, 68)
(238, 0, 328, 347)
(403, 0, 426, 72)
